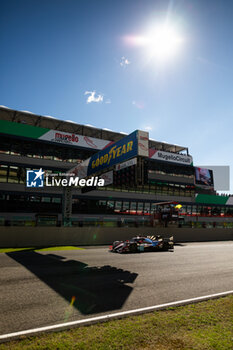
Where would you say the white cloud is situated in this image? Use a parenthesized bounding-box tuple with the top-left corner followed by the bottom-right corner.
(105, 99, 111, 104)
(132, 100, 144, 109)
(144, 126, 152, 131)
(84, 91, 103, 104)
(120, 56, 131, 67)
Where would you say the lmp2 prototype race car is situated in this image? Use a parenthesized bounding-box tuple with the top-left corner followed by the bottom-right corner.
(110, 235, 174, 253)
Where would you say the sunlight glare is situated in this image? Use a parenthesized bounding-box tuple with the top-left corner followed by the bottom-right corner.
(146, 24, 183, 61)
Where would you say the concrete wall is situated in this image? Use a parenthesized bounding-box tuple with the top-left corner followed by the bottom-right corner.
(0, 226, 232, 247)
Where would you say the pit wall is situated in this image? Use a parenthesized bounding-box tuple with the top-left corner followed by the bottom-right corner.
(0, 227, 232, 247)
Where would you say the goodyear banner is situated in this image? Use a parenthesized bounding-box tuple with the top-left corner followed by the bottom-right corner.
(88, 130, 138, 175)
(69, 130, 149, 178)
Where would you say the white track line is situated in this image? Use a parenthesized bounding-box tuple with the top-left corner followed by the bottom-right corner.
(0, 290, 233, 342)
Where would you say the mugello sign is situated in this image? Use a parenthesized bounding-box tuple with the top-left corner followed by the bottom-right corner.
(0, 120, 112, 151)
(0, 120, 150, 153)
(149, 149, 193, 165)
(39, 130, 111, 149)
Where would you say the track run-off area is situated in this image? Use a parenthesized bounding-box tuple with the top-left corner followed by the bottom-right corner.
(0, 241, 233, 338)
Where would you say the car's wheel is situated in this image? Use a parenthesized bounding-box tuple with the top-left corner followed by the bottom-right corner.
(129, 243, 138, 253)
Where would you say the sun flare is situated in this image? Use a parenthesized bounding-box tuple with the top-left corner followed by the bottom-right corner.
(146, 24, 183, 61)
(124, 22, 183, 64)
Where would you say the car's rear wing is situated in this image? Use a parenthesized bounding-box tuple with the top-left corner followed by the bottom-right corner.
(147, 235, 173, 242)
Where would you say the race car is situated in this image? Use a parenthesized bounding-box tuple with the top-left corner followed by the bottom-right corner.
(109, 235, 174, 253)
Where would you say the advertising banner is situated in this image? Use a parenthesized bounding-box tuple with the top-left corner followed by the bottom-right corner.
(137, 130, 149, 157)
(0, 120, 111, 151)
(195, 194, 228, 205)
(69, 158, 90, 178)
(39, 129, 111, 150)
(69, 130, 143, 178)
(99, 170, 113, 186)
(195, 194, 233, 206)
(115, 157, 137, 171)
(149, 149, 193, 165)
(87, 130, 138, 176)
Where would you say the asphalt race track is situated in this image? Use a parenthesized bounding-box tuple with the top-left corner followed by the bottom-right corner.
(0, 242, 233, 335)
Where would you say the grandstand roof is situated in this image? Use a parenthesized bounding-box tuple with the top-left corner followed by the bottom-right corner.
(0, 105, 188, 154)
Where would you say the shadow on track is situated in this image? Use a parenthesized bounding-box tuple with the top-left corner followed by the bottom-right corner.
(7, 251, 138, 315)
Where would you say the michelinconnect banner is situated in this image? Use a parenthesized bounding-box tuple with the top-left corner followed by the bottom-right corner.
(149, 149, 193, 165)
(69, 130, 148, 178)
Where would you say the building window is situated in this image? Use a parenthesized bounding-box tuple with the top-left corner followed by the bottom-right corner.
(8, 166, 19, 183)
(41, 197, 51, 203)
(0, 165, 8, 183)
(30, 196, 41, 202)
(115, 201, 122, 212)
(144, 202, 151, 213)
(106, 201, 114, 213)
(122, 202, 130, 211)
(130, 202, 137, 213)
(137, 202, 144, 213)
(107, 200, 114, 208)
(52, 197, 61, 203)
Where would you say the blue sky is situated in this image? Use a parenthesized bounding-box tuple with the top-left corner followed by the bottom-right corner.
(0, 0, 233, 192)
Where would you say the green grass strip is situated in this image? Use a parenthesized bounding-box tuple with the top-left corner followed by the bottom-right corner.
(0, 246, 84, 253)
(0, 295, 232, 350)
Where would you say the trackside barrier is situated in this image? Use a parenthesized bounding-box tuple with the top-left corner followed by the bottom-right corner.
(0, 227, 232, 247)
